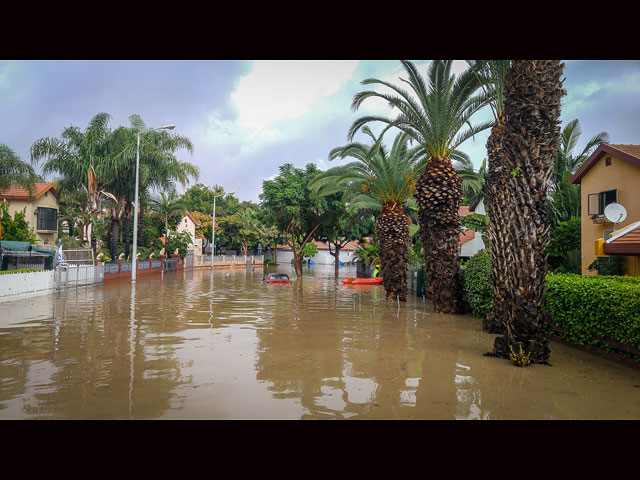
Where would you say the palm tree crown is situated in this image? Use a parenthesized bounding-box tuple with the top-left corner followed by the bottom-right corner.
(310, 127, 425, 213)
(348, 60, 492, 164)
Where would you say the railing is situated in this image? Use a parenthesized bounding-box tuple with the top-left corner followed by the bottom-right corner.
(54, 263, 103, 291)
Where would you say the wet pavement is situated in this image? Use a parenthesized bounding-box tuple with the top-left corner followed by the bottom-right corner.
(1, 264, 639, 419)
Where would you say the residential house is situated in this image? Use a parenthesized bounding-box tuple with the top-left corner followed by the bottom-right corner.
(570, 144, 640, 276)
(176, 210, 202, 254)
(459, 199, 486, 259)
(0, 183, 59, 246)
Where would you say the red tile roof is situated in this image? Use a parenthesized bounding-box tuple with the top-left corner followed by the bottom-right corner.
(458, 229, 475, 245)
(603, 221, 640, 255)
(0, 183, 56, 200)
(458, 205, 471, 217)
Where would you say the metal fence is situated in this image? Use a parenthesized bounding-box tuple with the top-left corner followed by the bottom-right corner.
(55, 263, 103, 291)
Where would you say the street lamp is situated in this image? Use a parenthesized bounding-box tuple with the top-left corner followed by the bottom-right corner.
(131, 124, 175, 283)
(211, 191, 234, 270)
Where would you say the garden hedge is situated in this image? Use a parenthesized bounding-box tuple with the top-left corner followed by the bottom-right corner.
(461, 249, 493, 319)
(544, 273, 640, 353)
(460, 249, 640, 359)
(0, 268, 41, 275)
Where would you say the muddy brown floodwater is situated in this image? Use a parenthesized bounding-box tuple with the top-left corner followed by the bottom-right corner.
(1, 264, 639, 420)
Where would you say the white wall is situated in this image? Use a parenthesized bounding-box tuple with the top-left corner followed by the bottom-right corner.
(265, 248, 356, 265)
(0, 270, 56, 303)
(459, 232, 486, 258)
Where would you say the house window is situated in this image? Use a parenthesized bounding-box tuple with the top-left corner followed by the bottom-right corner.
(36, 207, 58, 231)
(605, 156, 612, 166)
(588, 189, 617, 216)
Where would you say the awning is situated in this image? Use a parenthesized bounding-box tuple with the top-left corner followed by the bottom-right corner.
(603, 221, 640, 255)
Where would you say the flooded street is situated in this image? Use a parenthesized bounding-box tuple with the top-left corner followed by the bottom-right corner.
(1, 264, 639, 420)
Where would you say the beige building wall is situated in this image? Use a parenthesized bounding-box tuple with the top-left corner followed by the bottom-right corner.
(176, 214, 200, 254)
(5, 191, 59, 246)
(579, 154, 640, 276)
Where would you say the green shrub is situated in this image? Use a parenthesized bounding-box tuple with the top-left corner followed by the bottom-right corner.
(461, 249, 493, 319)
(544, 273, 640, 354)
(0, 268, 41, 275)
(587, 256, 625, 276)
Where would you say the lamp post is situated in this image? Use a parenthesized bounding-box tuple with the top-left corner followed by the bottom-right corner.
(211, 192, 234, 270)
(131, 124, 175, 283)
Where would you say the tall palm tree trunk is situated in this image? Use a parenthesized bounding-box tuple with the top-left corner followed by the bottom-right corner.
(110, 216, 121, 261)
(376, 202, 410, 301)
(123, 201, 133, 259)
(415, 157, 464, 313)
(137, 204, 145, 246)
(485, 117, 510, 333)
(489, 60, 565, 365)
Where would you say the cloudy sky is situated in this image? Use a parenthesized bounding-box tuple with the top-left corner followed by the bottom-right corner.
(1, 60, 639, 203)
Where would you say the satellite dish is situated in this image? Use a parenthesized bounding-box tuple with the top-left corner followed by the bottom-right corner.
(604, 203, 627, 225)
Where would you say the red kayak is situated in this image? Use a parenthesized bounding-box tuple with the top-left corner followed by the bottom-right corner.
(341, 277, 383, 285)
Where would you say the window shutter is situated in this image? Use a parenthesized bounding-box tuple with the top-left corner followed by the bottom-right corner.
(588, 193, 600, 215)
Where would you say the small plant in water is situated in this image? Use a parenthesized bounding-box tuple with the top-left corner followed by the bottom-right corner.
(509, 343, 531, 367)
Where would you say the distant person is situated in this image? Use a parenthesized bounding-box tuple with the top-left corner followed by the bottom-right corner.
(373, 264, 380, 278)
(257, 244, 262, 256)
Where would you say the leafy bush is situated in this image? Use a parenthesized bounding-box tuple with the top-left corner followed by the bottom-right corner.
(587, 256, 625, 276)
(544, 273, 640, 354)
(0, 203, 37, 243)
(546, 217, 581, 274)
(461, 249, 493, 319)
(167, 230, 192, 258)
(0, 268, 41, 275)
(459, 248, 640, 360)
(60, 236, 87, 249)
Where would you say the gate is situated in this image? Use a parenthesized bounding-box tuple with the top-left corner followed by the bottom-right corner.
(55, 263, 104, 291)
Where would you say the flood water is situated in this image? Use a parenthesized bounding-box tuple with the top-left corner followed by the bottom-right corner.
(1, 264, 639, 420)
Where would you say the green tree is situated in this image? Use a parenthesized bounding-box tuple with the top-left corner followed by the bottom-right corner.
(260, 163, 327, 278)
(30, 112, 118, 243)
(348, 60, 492, 312)
(310, 129, 424, 300)
(0, 203, 37, 243)
(0, 144, 38, 193)
(104, 114, 197, 257)
(237, 206, 261, 256)
(182, 184, 232, 214)
(548, 119, 609, 226)
(149, 191, 188, 257)
(545, 217, 581, 273)
(487, 60, 565, 366)
(470, 60, 514, 334)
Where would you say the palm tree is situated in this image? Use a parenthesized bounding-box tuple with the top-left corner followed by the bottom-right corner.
(454, 157, 488, 206)
(348, 60, 492, 313)
(487, 60, 565, 366)
(105, 115, 198, 258)
(30, 113, 117, 244)
(149, 191, 188, 257)
(0, 144, 38, 193)
(548, 119, 609, 225)
(310, 128, 426, 301)
(467, 60, 513, 333)
(237, 207, 260, 256)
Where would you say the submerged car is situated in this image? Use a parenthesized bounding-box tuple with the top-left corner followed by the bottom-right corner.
(264, 273, 292, 285)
